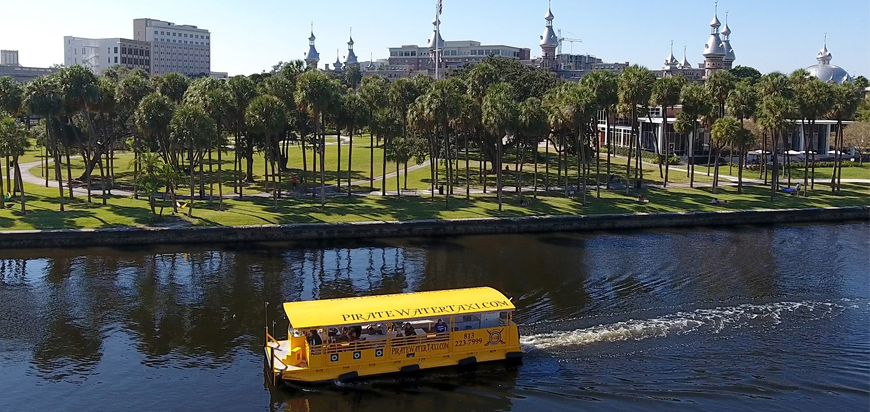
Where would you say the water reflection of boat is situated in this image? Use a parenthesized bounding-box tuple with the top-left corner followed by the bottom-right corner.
(264, 287, 523, 385)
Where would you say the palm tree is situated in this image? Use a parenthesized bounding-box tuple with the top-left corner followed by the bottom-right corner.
(650, 75, 687, 187)
(454, 94, 482, 200)
(482, 82, 519, 211)
(24, 76, 66, 210)
(184, 77, 232, 209)
(389, 78, 422, 194)
(246, 95, 287, 209)
(757, 94, 797, 200)
(58, 65, 101, 201)
(153, 72, 190, 104)
(582, 71, 618, 194)
(226, 75, 257, 198)
(419, 78, 464, 206)
(617, 65, 655, 191)
(116, 70, 153, 199)
(340, 92, 365, 196)
(725, 80, 758, 193)
(135, 93, 176, 211)
(679, 83, 712, 187)
(791, 71, 835, 195)
(710, 116, 742, 193)
(518, 97, 547, 199)
(828, 82, 862, 192)
(295, 70, 335, 207)
(359, 76, 389, 190)
(171, 104, 216, 216)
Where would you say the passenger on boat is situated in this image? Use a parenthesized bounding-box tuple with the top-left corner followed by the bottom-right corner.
(403, 323, 417, 336)
(435, 319, 447, 333)
(306, 329, 322, 346)
(366, 324, 384, 335)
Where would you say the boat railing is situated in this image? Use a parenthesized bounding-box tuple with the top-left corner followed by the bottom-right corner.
(311, 332, 450, 355)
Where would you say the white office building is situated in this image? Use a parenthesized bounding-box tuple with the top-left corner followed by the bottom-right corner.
(63, 37, 151, 74)
(134, 18, 211, 77)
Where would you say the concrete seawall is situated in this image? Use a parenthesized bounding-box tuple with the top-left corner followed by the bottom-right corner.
(0, 207, 867, 250)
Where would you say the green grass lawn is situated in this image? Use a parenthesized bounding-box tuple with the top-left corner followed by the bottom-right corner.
(1, 177, 866, 231)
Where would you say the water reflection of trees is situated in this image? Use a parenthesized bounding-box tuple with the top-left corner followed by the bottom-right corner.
(0, 243, 423, 381)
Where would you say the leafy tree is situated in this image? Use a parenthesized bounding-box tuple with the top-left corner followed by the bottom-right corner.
(341, 65, 363, 89)
(757, 93, 797, 200)
(418, 78, 464, 204)
(854, 76, 869, 89)
(730, 66, 762, 83)
(843, 121, 870, 165)
(0, 116, 30, 212)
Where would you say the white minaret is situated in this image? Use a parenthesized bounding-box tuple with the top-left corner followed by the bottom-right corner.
(345, 28, 359, 68)
(305, 22, 320, 69)
(702, 2, 726, 77)
(721, 11, 735, 68)
(539, 1, 558, 70)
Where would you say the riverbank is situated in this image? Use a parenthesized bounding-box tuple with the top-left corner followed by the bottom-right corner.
(0, 205, 866, 249)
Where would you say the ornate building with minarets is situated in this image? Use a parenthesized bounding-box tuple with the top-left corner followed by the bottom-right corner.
(305, 24, 320, 69)
(702, 4, 729, 77)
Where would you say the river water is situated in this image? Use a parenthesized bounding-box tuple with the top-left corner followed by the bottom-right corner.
(0, 222, 867, 411)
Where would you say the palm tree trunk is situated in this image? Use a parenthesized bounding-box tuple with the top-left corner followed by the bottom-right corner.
(770, 131, 779, 201)
(595, 127, 601, 198)
(626, 120, 635, 194)
(429, 133, 436, 199)
(320, 112, 326, 207)
(396, 158, 401, 198)
(337, 128, 342, 191)
(0, 156, 5, 210)
(15, 159, 24, 214)
(65, 149, 73, 200)
(545, 136, 550, 192)
(382, 135, 388, 197)
(534, 138, 539, 199)
(497, 137, 503, 211)
(738, 141, 745, 194)
(465, 133, 470, 200)
(99, 152, 107, 205)
(690, 122, 696, 188)
(208, 148, 214, 203)
(370, 124, 374, 190)
(580, 132, 587, 205)
(404, 161, 409, 190)
(189, 149, 195, 217)
(217, 139, 224, 211)
(133, 133, 139, 199)
(348, 129, 354, 197)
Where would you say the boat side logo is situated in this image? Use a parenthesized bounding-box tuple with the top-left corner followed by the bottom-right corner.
(330, 354, 339, 362)
(486, 329, 505, 346)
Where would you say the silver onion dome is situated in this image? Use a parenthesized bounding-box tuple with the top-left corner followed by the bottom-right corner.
(703, 33, 726, 57)
(807, 43, 852, 84)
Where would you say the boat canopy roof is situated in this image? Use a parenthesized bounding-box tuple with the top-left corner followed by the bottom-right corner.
(283, 287, 515, 329)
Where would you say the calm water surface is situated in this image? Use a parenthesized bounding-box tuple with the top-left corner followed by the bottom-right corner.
(0, 222, 868, 412)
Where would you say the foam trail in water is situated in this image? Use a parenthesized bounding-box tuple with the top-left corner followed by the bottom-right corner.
(521, 301, 840, 350)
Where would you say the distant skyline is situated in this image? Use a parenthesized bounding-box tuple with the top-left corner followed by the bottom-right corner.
(1, 0, 867, 78)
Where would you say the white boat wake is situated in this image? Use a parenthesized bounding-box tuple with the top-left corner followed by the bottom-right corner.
(520, 301, 843, 350)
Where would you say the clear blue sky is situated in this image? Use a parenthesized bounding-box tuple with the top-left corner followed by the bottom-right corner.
(2, 0, 867, 78)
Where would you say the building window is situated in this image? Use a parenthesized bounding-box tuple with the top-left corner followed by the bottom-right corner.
(154, 30, 158, 35)
(114, 47, 118, 53)
(114, 56, 118, 63)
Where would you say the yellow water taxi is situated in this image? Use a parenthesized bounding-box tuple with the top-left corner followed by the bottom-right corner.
(264, 287, 523, 384)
